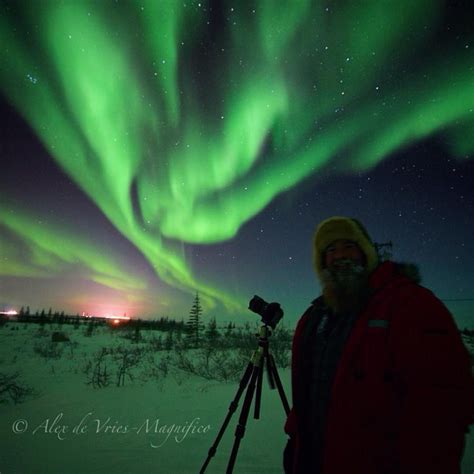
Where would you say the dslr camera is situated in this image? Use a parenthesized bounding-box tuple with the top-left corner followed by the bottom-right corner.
(248, 295, 283, 329)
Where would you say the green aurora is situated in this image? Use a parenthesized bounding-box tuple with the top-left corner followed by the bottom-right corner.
(1, 0, 473, 312)
(0, 203, 147, 292)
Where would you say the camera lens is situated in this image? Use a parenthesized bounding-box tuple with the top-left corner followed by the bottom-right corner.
(249, 295, 268, 316)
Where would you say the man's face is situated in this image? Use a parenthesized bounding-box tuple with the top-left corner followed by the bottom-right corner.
(324, 239, 365, 269)
(320, 239, 369, 313)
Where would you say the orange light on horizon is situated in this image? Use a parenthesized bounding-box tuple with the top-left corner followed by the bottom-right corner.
(104, 314, 130, 321)
(79, 312, 131, 321)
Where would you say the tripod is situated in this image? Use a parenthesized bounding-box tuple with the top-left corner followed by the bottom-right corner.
(200, 324, 290, 473)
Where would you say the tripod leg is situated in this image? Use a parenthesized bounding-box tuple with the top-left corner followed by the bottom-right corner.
(199, 361, 253, 474)
(265, 353, 276, 389)
(226, 364, 260, 473)
(267, 353, 290, 415)
(253, 356, 264, 419)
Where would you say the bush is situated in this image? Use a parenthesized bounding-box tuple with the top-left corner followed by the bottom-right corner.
(83, 346, 143, 388)
(83, 347, 111, 388)
(170, 346, 247, 382)
(51, 331, 70, 342)
(142, 353, 171, 383)
(148, 335, 163, 352)
(33, 341, 64, 359)
(163, 322, 292, 382)
(113, 346, 142, 386)
(0, 372, 36, 404)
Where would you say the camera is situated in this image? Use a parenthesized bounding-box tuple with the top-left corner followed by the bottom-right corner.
(248, 295, 283, 329)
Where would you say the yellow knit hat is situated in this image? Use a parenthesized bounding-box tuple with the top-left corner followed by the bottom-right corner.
(313, 216, 379, 277)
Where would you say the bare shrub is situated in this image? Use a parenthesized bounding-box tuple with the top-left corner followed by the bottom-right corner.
(65, 341, 79, 360)
(113, 346, 142, 387)
(170, 346, 246, 382)
(34, 326, 48, 337)
(148, 353, 170, 378)
(0, 372, 36, 404)
(140, 353, 171, 387)
(83, 346, 144, 388)
(33, 341, 64, 359)
(51, 331, 70, 342)
(83, 348, 111, 388)
(148, 335, 164, 352)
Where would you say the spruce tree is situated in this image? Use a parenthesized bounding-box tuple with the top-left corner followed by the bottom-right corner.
(186, 292, 204, 348)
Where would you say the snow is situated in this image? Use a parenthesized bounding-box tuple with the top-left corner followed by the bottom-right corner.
(0, 323, 289, 473)
(0, 323, 472, 473)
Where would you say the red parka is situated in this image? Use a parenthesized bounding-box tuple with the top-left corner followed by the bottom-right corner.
(284, 261, 474, 474)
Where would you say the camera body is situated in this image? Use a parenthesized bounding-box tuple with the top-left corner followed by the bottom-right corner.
(248, 295, 283, 329)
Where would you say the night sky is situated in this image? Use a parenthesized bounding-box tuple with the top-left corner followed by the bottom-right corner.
(1, 0, 473, 329)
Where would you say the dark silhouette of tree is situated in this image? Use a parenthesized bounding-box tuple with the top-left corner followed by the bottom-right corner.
(18, 307, 26, 322)
(175, 328, 183, 345)
(224, 322, 235, 336)
(205, 317, 220, 348)
(186, 292, 204, 348)
(133, 319, 142, 343)
(164, 331, 173, 350)
(85, 319, 95, 337)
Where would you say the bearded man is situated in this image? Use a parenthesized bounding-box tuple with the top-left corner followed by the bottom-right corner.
(283, 216, 473, 474)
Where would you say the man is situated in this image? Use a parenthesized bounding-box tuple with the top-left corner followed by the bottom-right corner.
(284, 216, 473, 474)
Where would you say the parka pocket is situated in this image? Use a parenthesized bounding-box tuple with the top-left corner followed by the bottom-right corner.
(357, 324, 402, 428)
(363, 323, 390, 377)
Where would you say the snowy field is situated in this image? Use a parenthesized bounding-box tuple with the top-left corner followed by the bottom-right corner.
(0, 322, 472, 474)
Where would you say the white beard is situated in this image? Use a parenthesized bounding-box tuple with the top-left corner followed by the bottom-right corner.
(319, 259, 369, 314)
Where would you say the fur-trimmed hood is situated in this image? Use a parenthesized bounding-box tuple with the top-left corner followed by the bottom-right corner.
(313, 216, 379, 278)
(391, 261, 422, 284)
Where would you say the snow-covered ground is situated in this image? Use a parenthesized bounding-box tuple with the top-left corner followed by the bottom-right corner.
(0, 323, 290, 473)
(0, 323, 472, 474)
